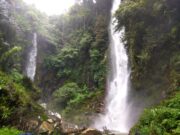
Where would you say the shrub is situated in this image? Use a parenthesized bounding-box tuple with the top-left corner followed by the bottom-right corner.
(52, 82, 81, 109)
(130, 92, 180, 135)
(0, 71, 43, 126)
(0, 127, 22, 135)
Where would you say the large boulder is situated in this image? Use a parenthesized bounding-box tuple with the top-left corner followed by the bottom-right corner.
(38, 121, 54, 134)
(81, 128, 102, 135)
(37, 111, 62, 135)
(25, 120, 39, 131)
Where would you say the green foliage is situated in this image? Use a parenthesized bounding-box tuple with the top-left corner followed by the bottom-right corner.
(51, 82, 104, 126)
(9, 69, 24, 83)
(12, 0, 52, 38)
(130, 92, 180, 135)
(45, 2, 110, 90)
(0, 71, 29, 122)
(61, 90, 104, 126)
(0, 0, 55, 74)
(0, 46, 21, 70)
(52, 82, 94, 111)
(0, 71, 42, 126)
(52, 82, 81, 108)
(42, 0, 112, 125)
(0, 30, 21, 71)
(0, 127, 22, 135)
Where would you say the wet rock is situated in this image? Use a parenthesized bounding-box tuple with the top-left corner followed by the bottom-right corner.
(40, 103, 47, 109)
(47, 119, 54, 123)
(47, 110, 62, 123)
(38, 121, 54, 134)
(81, 128, 102, 135)
(37, 111, 63, 135)
(25, 120, 39, 131)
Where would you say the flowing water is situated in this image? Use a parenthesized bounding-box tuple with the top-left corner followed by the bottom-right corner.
(94, 0, 131, 133)
(25, 33, 37, 81)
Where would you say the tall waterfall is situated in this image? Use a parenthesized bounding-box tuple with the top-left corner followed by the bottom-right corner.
(94, 0, 131, 133)
(25, 33, 37, 81)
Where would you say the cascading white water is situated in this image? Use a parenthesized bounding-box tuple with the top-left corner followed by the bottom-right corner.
(25, 33, 37, 81)
(94, 0, 131, 133)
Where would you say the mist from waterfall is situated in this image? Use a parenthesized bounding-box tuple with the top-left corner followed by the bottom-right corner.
(93, 0, 132, 133)
(25, 33, 37, 81)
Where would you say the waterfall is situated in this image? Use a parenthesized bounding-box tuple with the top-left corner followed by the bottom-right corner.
(94, 0, 131, 133)
(25, 33, 37, 81)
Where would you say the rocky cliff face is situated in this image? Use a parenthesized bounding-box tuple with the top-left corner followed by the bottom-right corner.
(35, 34, 57, 101)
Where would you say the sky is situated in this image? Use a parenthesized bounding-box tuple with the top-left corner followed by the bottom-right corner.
(23, 0, 76, 15)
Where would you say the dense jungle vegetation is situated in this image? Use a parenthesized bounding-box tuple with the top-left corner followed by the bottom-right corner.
(0, 0, 179, 134)
(0, 0, 112, 132)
